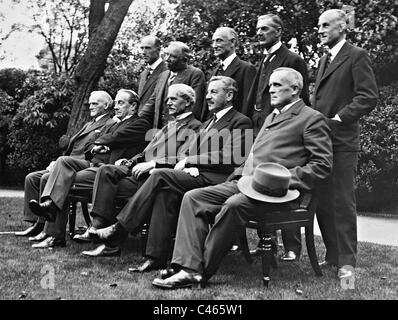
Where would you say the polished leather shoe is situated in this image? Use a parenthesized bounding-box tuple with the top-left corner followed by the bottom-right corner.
(159, 268, 177, 280)
(28, 200, 57, 222)
(32, 236, 66, 249)
(28, 231, 49, 242)
(152, 270, 205, 289)
(81, 244, 121, 257)
(89, 224, 117, 240)
(338, 266, 355, 279)
(280, 251, 297, 262)
(15, 221, 44, 237)
(73, 227, 97, 243)
(128, 258, 165, 273)
(319, 260, 338, 268)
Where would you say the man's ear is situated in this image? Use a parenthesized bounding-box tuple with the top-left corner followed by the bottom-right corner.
(226, 90, 234, 102)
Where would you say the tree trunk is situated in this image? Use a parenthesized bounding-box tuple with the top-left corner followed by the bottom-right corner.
(66, 0, 133, 136)
(89, 0, 106, 39)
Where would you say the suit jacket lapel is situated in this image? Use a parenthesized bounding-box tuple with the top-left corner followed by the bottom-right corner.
(314, 42, 351, 93)
(140, 61, 166, 99)
(266, 100, 304, 128)
(258, 45, 287, 96)
(196, 108, 235, 150)
(321, 45, 350, 81)
(223, 56, 240, 77)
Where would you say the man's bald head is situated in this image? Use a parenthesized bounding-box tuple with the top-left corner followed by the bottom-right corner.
(165, 41, 191, 72)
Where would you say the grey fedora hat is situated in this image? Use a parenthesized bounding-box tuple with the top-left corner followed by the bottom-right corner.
(237, 162, 300, 203)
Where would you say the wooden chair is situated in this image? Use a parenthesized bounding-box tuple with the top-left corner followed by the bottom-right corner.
(68, 188, 92, 237)
(239, 192, 322, 287)
(68, 187, 148, 256)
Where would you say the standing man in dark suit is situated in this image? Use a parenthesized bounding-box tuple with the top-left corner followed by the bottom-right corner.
(72, 84, 202, 245)
(139, 41, 206, 128)
(137, 36, 168, 110)
(15, 91, 114, 238)
(201, 27, 256, 119)
(246, 13, 311, 261)
(28, 89, 151, 248)
(151, 68, 332, 289)
(247, 14, 310, 136)
(313, 9, 378, 279)
(90, 76, 253, 269)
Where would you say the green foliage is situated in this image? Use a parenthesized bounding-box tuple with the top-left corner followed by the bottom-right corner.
(161, 0, 322, 77)
(6, 73, 75, 174)
(161, 0, 398, 84)
(0, 90, 19, 166)
(99, 0, 175, 95)
(0, 68, 27, 101)
(321, 0, 398, 85)
(357, 82, 398, 211)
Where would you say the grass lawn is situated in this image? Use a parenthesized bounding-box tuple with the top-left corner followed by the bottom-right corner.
(0, 197, 397, 300)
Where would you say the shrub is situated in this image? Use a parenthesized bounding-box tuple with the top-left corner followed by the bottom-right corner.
(6, 73, 75, 179)
(357, 82, 398, 212)
(0, 68, 28, 101)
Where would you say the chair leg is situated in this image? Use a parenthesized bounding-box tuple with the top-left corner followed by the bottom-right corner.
(69, 200, 77, 237)
(81, 201, 91, 227)
(305, 224, 322, 276)
(141, 223, 149, 257)
(239, 230, 253, 264)
(258, 233, 274, 287)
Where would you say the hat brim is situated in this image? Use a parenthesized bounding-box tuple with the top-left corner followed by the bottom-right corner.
(237, 176, 300, 203)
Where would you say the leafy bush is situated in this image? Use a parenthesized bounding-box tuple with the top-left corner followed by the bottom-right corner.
(0, 68, 28, 101)
(357, 82, 398, 212)
(6, 73, 75, 178)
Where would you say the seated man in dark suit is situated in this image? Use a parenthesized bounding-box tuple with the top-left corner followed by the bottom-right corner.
(15, 90, 115, 238)
(28, 89, 151, 248)
(72, 84, 202, 245)
(139, 41, 206, 127)
(151, 67, 333, 289)
(89, 76, 253, 269)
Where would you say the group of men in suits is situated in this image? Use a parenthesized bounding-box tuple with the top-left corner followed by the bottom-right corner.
(15, 8, 378, 289)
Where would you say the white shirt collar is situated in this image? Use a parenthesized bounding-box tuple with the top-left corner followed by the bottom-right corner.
(221, 53, 237, 70)
(273, 99, 301, 115)
(213, 106, 233, 122)
(95, 113, 107, 122)
(149, 57, 163, 70)
(263, 41, 282, 55)
(329, 38, 346, 61)
(176, 111, 192, 121)
(120, 114, 133, 122)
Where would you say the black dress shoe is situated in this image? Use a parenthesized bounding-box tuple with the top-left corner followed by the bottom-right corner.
(28, 231, 49, 242)
(28, 200, 57, 222)
(152, 270, 205, 289)
(32, 236, 66, 248)
(128, 258, 165, 273)
(159, 268, 177, 280)
(81, 244, 121, 257)
(15, 221, 44, 237)
(73, 227, 97, 243)
(280, 251, 298, 262)
(319, 260, 338, 268)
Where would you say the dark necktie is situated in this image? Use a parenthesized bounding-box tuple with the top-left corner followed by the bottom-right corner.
(205, 113, 217, 131)
(322, 52, 332, 76)
(168, 72, 176, 86)
(146, 67, 153, 80)
(214, 63, 224, 76)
